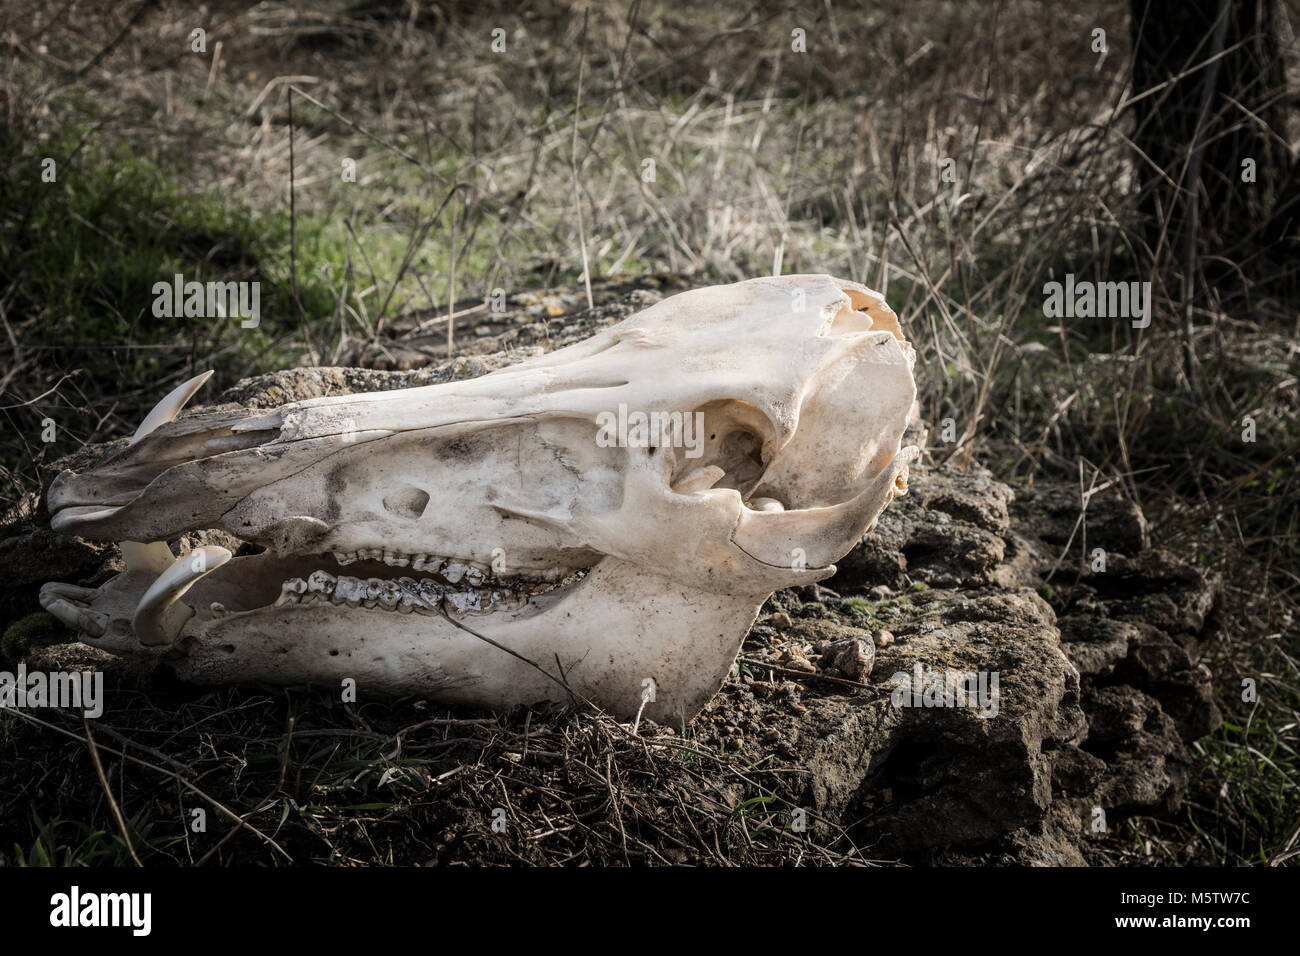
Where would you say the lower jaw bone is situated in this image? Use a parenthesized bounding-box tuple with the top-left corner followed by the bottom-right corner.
(166, 558, 759, 722)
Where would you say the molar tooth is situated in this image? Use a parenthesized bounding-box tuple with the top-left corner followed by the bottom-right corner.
(334, 551, 356, 566)
(464, 564, 487, 586)
(441, 561, 468, 584)
(396, 578, 419, 613)
(445, 589, 484, 615)
(307, 570, 336, 593)
(382, 550, 409, 567)
(210, 602, 230, 616)
(749, 497, 786, 513)
(493, 589, 527, 612)
(275, 579, 306, 608)
(362, 548, 383, 561)
(376, 582, 401, 610)
(333, 576, 366, 606)
(416, 579, 445, 608)
(410, 553, 429, 570)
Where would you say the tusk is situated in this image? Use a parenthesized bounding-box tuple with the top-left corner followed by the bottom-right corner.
(132, 545, 232, 646)
(129, 370, 213, 446)
(121, 373, 211, 579)
(732, 446, 918, 570)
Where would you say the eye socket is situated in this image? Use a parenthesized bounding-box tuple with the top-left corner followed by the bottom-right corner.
(382, 486, 431, 520)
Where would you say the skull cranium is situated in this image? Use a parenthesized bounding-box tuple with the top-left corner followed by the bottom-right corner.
(40, 275, 917, 721)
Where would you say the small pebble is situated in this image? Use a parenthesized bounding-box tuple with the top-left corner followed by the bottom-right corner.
(776, 648, 817, 674)
(833, 637, 875, 680)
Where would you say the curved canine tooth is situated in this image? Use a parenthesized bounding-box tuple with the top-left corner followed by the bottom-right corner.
(132, 545, 232, 646)
(128, 370, 214, 446)
(749, 497, 785, 513)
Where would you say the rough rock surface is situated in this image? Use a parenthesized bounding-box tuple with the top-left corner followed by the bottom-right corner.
(0, 278, 1222, 865)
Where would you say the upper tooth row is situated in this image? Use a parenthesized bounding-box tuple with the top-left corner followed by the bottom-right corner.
(274, 571, 525, 615)
(331, 550, 569, 584)
(332, 550, 488, 582)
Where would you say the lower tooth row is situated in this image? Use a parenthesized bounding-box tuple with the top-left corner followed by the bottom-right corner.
(274, 573, 524, 615)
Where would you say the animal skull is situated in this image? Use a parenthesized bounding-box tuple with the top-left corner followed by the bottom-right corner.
(40, 275, 917, 721)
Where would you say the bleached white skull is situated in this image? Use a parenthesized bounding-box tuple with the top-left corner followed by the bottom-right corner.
(41, 275, 917, 721)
